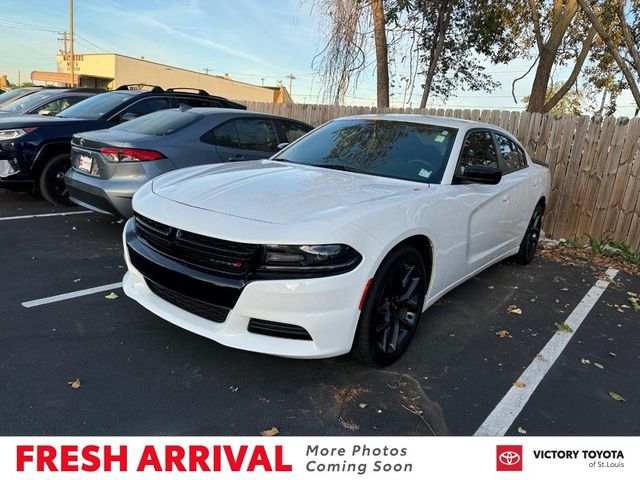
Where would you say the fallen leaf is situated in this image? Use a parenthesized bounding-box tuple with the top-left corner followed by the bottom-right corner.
(338, 417, 360, 431)
(594, 362, 604, 369)
(561, 287, 569, 292)
(105, 292, 119, 300)
(260, 427, 279, 436)
(512, 286, 519, 290)
(517, 426, 527, 435)
(488, 285, 495, 290)
(72, 226, 78, 231)
(73, 278, 81, 283)
(580, 358, 591, 364)
(555, 322, 573, 333)
(608, 392, 626, 402)
(496, 329, 512, 338)
(530, 298, 537, 303)
(608, 352, 617, 358)
(513, 381, 526, 388)
(616, 308, 624, 313)
(68, 378, 81, 389)
(228, 386, 238, 392)
(507, 305, 522, 315)
(358, 403, 368, 409)
(116, 218, 125, 224)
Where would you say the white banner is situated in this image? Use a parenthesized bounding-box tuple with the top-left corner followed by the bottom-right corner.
(1, 436, 637, 479)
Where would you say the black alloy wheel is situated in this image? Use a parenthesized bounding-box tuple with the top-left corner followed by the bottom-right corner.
(353, 245, 427, 366)
(515, 203, 544, 265)
(39, 153, 73, 206)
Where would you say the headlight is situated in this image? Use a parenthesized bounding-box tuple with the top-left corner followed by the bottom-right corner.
(257, 244, 362, 276)
(0, 128, 37, 141)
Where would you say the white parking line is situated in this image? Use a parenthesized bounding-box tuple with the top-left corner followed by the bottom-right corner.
(0, 210, 92, 222)
(474, 267, 619, 437)
(22, 282, 123, 308)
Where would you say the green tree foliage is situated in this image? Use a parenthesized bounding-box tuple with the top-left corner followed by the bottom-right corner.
(390, 0, 521, 107)
(522, 81, 585, 115)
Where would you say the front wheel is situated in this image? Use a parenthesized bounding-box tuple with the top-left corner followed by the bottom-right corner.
(514, 203, 544, 265)
(353, 245, 428, 366)
(39, 153, 73, 206)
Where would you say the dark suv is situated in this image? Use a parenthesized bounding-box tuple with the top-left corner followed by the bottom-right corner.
(0, 87, 104, 116)
(0, 84, 246, 204)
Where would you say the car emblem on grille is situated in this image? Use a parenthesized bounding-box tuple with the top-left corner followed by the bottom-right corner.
(78, 137, 85, 145)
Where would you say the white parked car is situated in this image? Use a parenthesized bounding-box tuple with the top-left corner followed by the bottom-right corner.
(122, 115, 550, 365)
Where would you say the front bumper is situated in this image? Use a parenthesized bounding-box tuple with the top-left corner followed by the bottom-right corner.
(64, 168, 143, 218)
(122, 218, 372, 359)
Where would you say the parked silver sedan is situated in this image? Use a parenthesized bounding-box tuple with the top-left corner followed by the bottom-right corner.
(64, 108, 313, 217)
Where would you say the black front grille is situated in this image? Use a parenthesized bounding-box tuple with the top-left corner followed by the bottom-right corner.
(135, 214, 261, 276)
(248, 318, 313, 341)
(146, 279, 229, 323)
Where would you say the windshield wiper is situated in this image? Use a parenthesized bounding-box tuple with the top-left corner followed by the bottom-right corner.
(307, 163, 365, 174)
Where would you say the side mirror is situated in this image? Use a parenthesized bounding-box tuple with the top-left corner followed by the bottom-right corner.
(38, 109, 54, 116)
(458, 165, 502, 185)
(277, 142, 289, 150)
(121, 112, 138, 122)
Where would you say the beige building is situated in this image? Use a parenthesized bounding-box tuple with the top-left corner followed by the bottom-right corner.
(31, 53, 292, 103)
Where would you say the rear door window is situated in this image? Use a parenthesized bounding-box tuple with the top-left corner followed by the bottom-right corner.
(201, 121, 241, 148)
(495, 133, 527, 173)
(280, 120, 313, 142)
(233, 118, 279, 152)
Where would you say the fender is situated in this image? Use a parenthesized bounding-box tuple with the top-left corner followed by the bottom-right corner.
(31, 140, 72, 174)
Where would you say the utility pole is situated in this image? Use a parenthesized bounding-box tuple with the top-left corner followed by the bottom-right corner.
(261, 77, 265, 86)
(57, 31, 68, 56)
(286, 73, 296, 95)
(69, 0, 75, 87)
(203, 68, 211, 75)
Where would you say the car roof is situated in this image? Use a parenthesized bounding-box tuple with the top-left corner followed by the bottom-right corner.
(171, 107, 312, 124)
(337, 113, 517, 137)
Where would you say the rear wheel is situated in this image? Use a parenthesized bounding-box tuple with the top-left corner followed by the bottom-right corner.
(39, 153, 73, 206)
(353, 245, 427, 366)
(514, 203, 544, 265)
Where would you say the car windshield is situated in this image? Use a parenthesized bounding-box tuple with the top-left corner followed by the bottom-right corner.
(1, 89, 60, 113)
(57, 92, 132, 119)
(110, 109, 203, 135)
(0, 88, 38, 108)
(272, 119, 458, 184)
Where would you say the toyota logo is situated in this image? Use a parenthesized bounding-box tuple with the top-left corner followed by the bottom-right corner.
(499, 451, 521, 466)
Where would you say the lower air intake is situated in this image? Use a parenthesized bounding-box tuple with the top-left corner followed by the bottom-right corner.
(248, 318, 313, 341)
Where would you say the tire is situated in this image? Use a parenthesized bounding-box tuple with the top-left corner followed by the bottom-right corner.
(514, 203, 544, 265)
(38, 153, 73, 206)
(352, 245, 428, 367)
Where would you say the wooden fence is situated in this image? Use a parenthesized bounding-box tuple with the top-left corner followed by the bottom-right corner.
(242, 101, 640, 250)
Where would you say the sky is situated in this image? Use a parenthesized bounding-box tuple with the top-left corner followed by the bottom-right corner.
(0, 0, 637, 116)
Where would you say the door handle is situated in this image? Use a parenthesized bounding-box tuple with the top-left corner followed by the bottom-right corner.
(502, 193, 511, 202)
(228, 155, 244, 161)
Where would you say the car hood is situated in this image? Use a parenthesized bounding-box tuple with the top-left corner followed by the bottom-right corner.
(151, 160, 423, 225)
(0, 114, 98, 128)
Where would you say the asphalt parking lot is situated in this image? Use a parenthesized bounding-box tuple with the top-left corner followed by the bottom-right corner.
(1, 188, 638, 436)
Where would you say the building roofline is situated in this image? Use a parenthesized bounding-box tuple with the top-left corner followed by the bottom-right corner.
(55, 52, 285, 91)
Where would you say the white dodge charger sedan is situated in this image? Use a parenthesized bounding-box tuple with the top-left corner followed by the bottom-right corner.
(122, 115, 550, 365)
